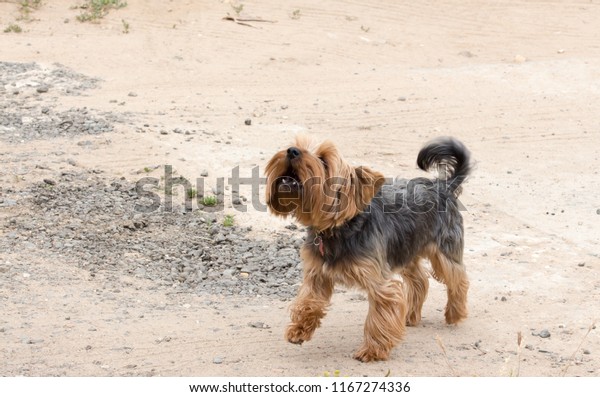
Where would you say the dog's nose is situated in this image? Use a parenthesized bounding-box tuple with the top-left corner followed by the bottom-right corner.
(287, 147, 301, 159)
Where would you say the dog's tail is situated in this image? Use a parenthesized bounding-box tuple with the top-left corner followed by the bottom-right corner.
(416, 137, 471, 195)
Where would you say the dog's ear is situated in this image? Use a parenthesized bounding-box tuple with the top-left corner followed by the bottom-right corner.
(354, 166, 385, 209)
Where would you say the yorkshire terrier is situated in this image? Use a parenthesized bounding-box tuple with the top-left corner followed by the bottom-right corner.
(265, 135, 471, 362)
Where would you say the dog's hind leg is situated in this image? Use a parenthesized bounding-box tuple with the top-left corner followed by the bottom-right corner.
(399, 258, 430, 326)
(427, 244, 469, 325)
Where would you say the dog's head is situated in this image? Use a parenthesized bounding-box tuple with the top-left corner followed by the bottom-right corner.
(265, 135, 385, 231)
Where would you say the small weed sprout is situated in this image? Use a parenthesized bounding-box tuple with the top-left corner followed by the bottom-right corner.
(223, 215, 234, 227)
(186, 188, 197, 199)
(202, 196, 217, 206)
(19, 0, 42, 21)
(231, 2, 244, 15)
(4, 24, 23, 33)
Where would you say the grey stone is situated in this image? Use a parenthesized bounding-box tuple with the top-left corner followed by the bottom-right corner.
(538, 329, 551, 338)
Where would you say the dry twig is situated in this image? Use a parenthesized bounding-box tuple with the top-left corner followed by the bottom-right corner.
(435, 335, 458, 376)
(560, 320, 596, 376)
(222, 13, 277, 28)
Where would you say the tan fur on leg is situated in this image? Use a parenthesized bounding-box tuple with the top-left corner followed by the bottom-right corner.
(400, 259, 430, 326)
(334, 259, 407, 362)
(285, 246, 334, 344)
(427, 245, 469, 324)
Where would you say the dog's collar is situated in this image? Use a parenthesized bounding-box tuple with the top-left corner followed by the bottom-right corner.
(311, 227, 339, 257)
(313, 234, 325, 256)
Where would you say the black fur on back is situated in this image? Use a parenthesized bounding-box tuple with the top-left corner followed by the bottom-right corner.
(306, 138, 472, 270)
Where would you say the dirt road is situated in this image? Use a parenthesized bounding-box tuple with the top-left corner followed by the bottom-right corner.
(1, 0, 598, 376)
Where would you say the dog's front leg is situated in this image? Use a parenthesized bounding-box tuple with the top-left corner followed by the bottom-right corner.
(285, 247, 333, 345)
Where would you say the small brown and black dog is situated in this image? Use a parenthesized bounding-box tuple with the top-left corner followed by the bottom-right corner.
(265, 135, 471, 362)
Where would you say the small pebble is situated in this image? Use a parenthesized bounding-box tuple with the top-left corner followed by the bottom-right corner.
(212, 357, 223, 364)
(537, 329, 551, 338)
(514, 55, 527, 63)
(244, 119, 252, 126)
(0, 199, 17, 207)
(458, 50, 475, 58)
(248, 322, 270, 329)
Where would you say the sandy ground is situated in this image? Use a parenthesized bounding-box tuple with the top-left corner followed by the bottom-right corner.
(1, 0, 599, 376)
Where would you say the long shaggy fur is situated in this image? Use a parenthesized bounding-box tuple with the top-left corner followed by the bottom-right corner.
(265, 135, 472, 362)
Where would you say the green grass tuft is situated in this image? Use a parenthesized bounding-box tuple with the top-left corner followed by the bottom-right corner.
(4, 24, 23, 33)
(201, 196, 217, 207)
(76, 0, 127, 23)
(186, 188, 197, 199)
(18, 0, 42, 21)
(222, 215, 234, 227)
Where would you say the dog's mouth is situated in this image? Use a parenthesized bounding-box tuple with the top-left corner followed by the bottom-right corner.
(275, 162, 302, 198)
(275, 167, 301, 196)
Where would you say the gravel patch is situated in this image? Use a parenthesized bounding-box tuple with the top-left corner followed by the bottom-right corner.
(0, 171, 304, 300)
(0, 61, 99, 95)
(0, 61, 125, 143)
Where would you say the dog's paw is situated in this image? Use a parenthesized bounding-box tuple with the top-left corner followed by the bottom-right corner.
(353, 344, 390, 363)
(445, 303, 468, 325)
(285, 323, 313, 345)
(406, 311, 421, 327)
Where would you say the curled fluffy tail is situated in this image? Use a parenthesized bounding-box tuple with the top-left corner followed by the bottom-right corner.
(416, 137, 472, 195)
